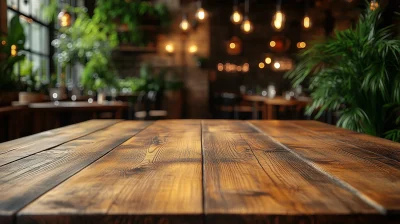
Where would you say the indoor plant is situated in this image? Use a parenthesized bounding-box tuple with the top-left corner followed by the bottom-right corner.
(0, 15, 26, 105)
(17, 58, 48, 103)
(286, 2, 400, 142)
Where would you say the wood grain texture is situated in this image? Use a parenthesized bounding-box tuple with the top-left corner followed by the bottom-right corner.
(202, 120, 258, 133)
(0, 119, 121, 166)
(291, 120, 400, 163)
(202, 120, 377, 223)
(0, 121, 150, 224)
(18, 120, 203, 224)
(251, 120, 400, 214)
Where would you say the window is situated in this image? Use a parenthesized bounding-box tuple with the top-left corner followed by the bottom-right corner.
(6, 0, 51, 82)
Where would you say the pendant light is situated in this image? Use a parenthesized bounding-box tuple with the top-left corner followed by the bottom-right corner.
(272, 0, 285, 31)
(58, 9, 72, 27)
(230, 0, 243, 25)
(179, 14, 190, 32)
(303, 0, 312, 29)
(195, 1, 207, 21)
(370, 0, 379, 10)
(241, 0, 253, 34)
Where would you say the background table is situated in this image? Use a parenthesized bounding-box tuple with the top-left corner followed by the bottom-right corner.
(1, 120, 400, 224)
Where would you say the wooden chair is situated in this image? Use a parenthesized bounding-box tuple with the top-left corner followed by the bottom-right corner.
(134, 91, 168, 120)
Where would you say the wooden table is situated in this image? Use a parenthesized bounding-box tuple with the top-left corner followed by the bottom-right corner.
(1, 120, 400, 224)
(243, 95, 311, 119)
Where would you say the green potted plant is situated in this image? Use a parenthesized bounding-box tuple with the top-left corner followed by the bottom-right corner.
(0, 15, 26, 106)
(51, 5, 119, 101)
(93, 0, 171, 47)
(17, 58, 48, 104)
(286, 2, 400, 142)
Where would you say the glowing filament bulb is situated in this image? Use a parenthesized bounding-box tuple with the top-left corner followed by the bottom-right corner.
(189, 45, 198, 54)
(370, 0, 379, 10)
(165, 44, 174, 53)
(272, 10, 285, 31)
(231, 10, 243, 24)
(180, 18, 190, 31)
(196, 8, 206, 21)
(265, 57, 272, 64)
(241, 18, 253, 33)
(303, 16, 311, 29)
(11, 45, 17, 56)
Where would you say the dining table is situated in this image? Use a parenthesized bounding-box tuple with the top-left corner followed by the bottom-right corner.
(242, 95, 311, 120)
(1, 119, 400, 224)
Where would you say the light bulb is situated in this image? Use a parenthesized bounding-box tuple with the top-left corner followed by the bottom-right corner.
(303, 16, 311, 29)
(265, 57, 272, 64)
(231, 10, 243, 24)
(270, 41, 276, 47)
(370, 0, 379, 10)
(274, 62, 281, 69)
(217, 63, 224, 71)
(11, 44, 17, 56)
(180, 18, 190, 31)
(259, 62, 265, 69)
(165, 44, 174, 53)
(189, 45, 198, 54)
(196, 8, 207, 21)
(229, 43, 236, 49)
(58, 10, 71, 27)
(241, 18, 253, 33)
(272, 10, 285, 31)
(297, 42, 306, 49)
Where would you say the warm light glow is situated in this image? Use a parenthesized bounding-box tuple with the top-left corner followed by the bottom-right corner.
(297, 42, 307, 49)
(180, 18, 190, 31)
(231, 10, 243, 24)
(217, 63, 224, 71)
(229, 43, 236, 49)
(58, 10, 71, 27)
(165, 44, 174, 53)
(1, 40, 6, 45)
(189, 45, 198, 54)
(242, 63, 250, 72)
(370, 0, 379, 10)
(272, 10, 285, 31)
(303, 16, 311, 29)
(265, 57, 272, 64)
(11, 45, 17, 57)
(196, 8, 207, 21)
(258, 62, 265, 69)
(236, 66, 242, 72)
(241, 19, 253, 33)
(274, 62, 281, 69)
(270, 41, 276, 47)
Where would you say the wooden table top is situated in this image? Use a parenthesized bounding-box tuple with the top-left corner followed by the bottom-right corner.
(1, 119, 400, 224)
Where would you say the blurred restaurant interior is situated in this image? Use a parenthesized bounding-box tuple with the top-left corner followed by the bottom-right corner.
(0, 0, 400, 143)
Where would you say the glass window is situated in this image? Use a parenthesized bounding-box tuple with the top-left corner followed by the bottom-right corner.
(7, 1, 51, 83)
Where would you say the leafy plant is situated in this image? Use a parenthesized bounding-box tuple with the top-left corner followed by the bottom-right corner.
(286, 2, 400, 142)
(94, 0, 171, 46)
(51, 6, 119, 91)
(0, 15, 26, 91)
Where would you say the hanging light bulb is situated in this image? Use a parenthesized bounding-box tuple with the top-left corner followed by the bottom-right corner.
(241, 0, 253, 34)
(230, 1, 243, 25)
(370, 0, 379, 10)
(11, 45, 17, 57)
(272, 0, 285, 31)
(241, 17, 253, 33)
(179, 14, 190, 32)
(303, 15, 312, 29)
(58, 9, 72, 27)
(195, 1, 207, 21)
(303, 1, 311, 29)
(195, 8, 207, 21)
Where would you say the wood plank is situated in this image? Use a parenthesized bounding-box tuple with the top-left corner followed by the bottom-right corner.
(18, 120, 203, 224)
(202, 120, 258, 133)
(291, 120, 400, 163)
(251, 120, 400, 215)
(202, 120, 378, 223)
(0, 119, 121, 167)
(0, 121, 150, 224)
